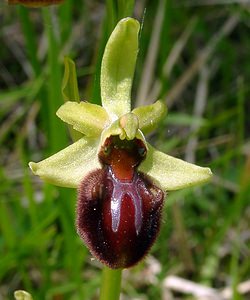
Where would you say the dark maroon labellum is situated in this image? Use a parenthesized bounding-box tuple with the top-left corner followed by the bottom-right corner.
(76, 136, 164, 269)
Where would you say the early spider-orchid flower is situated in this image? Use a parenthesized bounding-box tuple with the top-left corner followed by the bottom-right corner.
(29, 18, 212, 269)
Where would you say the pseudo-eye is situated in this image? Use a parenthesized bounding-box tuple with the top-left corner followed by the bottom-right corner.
(76, 136, 164, 269)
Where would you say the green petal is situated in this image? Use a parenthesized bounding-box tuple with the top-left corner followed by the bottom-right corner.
(139, 144, 212, 191)
(29, 137, 101, 188)
(101, 17, 140, 119)
(132, 100, 167, 134)
(56, 101, 110, 136)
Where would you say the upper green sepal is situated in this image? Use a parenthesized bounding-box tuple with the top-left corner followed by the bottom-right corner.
(101, 17, 140, 119)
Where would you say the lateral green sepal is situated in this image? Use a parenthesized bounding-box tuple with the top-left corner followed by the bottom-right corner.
(29, 137, 101, 188)
(139, 144, 212, 191)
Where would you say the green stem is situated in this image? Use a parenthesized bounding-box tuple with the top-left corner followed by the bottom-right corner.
(99, 267, 122, 300)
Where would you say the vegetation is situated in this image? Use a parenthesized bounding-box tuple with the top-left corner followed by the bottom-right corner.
(0, 1, 249, 299)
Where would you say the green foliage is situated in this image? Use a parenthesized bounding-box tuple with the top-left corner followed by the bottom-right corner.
(0, 1, 249, 299)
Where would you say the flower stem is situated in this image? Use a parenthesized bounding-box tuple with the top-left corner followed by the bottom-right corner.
(99, 267, 122, 300)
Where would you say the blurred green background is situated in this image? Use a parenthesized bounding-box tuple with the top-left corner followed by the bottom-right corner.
(0, 0, 249, 299)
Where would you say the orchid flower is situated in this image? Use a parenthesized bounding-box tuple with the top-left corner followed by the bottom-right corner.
(29, 18, 212, 269)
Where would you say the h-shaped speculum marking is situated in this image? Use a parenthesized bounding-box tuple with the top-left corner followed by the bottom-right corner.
(108, 167, 143, 235)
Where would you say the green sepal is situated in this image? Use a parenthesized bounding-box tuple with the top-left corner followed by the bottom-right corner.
(101, 17, 139, 119)
(139, 144, 212, 191)
(56, 101, 110, 137)
(132, 100, 167, 134)
(29, 137, 101, 188)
